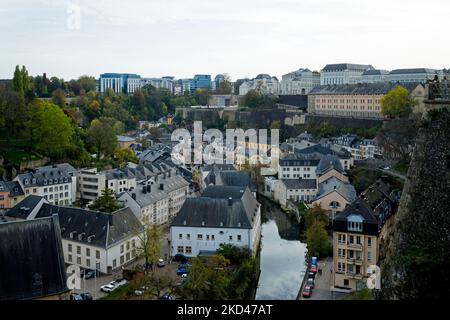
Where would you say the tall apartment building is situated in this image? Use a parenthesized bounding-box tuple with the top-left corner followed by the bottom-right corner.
(118, 170, 189, 225)
(6, 196, 144, 275)
(99, 73, 142, 94)
(14, 163, 77, 206)
(320, 63, 374, 85)
(239, 74, 280, 95)
(280, 68, 320, 95)
(332, 180, 397, 291)
(308, 82, 426, 119)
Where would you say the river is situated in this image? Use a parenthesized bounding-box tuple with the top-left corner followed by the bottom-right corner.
(255, 197, 308, 300)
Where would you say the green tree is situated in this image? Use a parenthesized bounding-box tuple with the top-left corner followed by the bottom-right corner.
(52, 89, 67, 107)
(0, 86, 27, 137)
(139, 269, 178, 299)
(135, 225, 162, 271)
(306, 220, 332, 259)
(381, 86, 416, 118)
(215, 74, 233, 94)
(304, 204, 329, 229)
(114, 148, 138, 167)
(78, 75, 97, 93)
(27, 100, 74, 158)
(86, 117, 119, 158)
(89, 188, 121, 213)
(13, 65, 24, 96)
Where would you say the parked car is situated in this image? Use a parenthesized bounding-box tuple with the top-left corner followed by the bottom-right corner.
(308, 271, 316, 279)
(100, 283, 117, 293)
(113, 278, 128, 287)
(178, 262, 191, 269)
(302, 286, 312, 298)
(311, 256, 318, 266)
(134, 286, 148, 296)
(83, 270, 98, 279)
(176, 268, 189, 276)
(310, 265, 317, 274)
(70, 293, 83, 300)
(80, 293, 93, 300)
(157, 259, 166, 267)
(161, 292, 174, 300)
(306, 278, 315, 289)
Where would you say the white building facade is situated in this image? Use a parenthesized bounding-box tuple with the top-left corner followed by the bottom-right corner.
(320, 63, 374, 85)
(280, 68, 320, 95)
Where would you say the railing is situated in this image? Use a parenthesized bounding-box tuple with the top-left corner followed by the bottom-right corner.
(346, 272, 363, 280)
(347, 242, 363, 250)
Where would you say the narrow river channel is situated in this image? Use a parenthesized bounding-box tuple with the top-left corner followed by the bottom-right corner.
(255, 197, 308, 300)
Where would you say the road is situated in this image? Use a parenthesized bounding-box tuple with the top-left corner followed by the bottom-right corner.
(299, 257, 348, 300)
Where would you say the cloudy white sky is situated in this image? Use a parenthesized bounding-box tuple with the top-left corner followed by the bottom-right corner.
(1, 0, 449, 80)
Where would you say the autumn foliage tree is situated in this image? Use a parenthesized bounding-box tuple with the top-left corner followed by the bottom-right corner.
(381, 86, 416, 118)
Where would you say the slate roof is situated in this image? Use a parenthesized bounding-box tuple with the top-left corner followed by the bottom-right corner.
(362, 69, 389, 76)
(317, 177, 357, 203)
(322, 63, 373, 72)
(217, 171, 256, 192)
(104, 167, 137, 181)
(308, 82, 421, 95)
(171, 187, 259, 229)
(0, 181, 24, 197)
(281, 179, 317, 190)
(316, 154, 345, 174)
(0, 215, 68, 300)
(389, 68, 440, 75)
(7, 197, 143, 248)
(296, 144, 352, 159)
(201, 186, 248, 199)
(332, 198, 379, 235)
(123, 175, 189, 208)
(16, 163, 76, 188)
(6, 195, 44, 220)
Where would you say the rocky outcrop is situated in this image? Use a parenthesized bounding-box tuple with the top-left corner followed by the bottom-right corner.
(380, 109, 450, 299)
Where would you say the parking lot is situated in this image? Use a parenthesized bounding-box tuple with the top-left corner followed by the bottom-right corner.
(72, 227, 174, 300)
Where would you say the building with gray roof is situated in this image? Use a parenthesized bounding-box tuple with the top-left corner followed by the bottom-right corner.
(6, 196, 144, 275)
(119, 172, 189, 225)
(170, 186, 261, 257)
(14, 163, 77, 206)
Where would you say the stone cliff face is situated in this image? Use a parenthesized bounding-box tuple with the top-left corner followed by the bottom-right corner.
(380, 109, 450, 299)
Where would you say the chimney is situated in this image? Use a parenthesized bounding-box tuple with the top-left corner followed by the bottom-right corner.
(228, 197, 233, 206)
(160, 183, 164, 190)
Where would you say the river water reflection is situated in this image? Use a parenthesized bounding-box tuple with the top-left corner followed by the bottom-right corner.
(255, 198, 307, 300)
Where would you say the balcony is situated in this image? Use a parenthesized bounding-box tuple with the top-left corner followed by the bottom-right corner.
(347, 257, 363, 264)
(347, 242, 363, 250)
(346, 272, 363, 280)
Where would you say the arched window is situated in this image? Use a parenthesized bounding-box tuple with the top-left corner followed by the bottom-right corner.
(330, 201, 341, 209)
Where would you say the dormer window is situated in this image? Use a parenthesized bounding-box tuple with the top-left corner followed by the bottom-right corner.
(24, 179, 29, 185)
(347, 214, 363, 232)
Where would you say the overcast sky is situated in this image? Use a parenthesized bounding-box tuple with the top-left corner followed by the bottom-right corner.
(1, 0, 449, 80)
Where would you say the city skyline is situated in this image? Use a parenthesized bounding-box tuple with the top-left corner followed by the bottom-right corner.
(1, 0, 449, 80)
